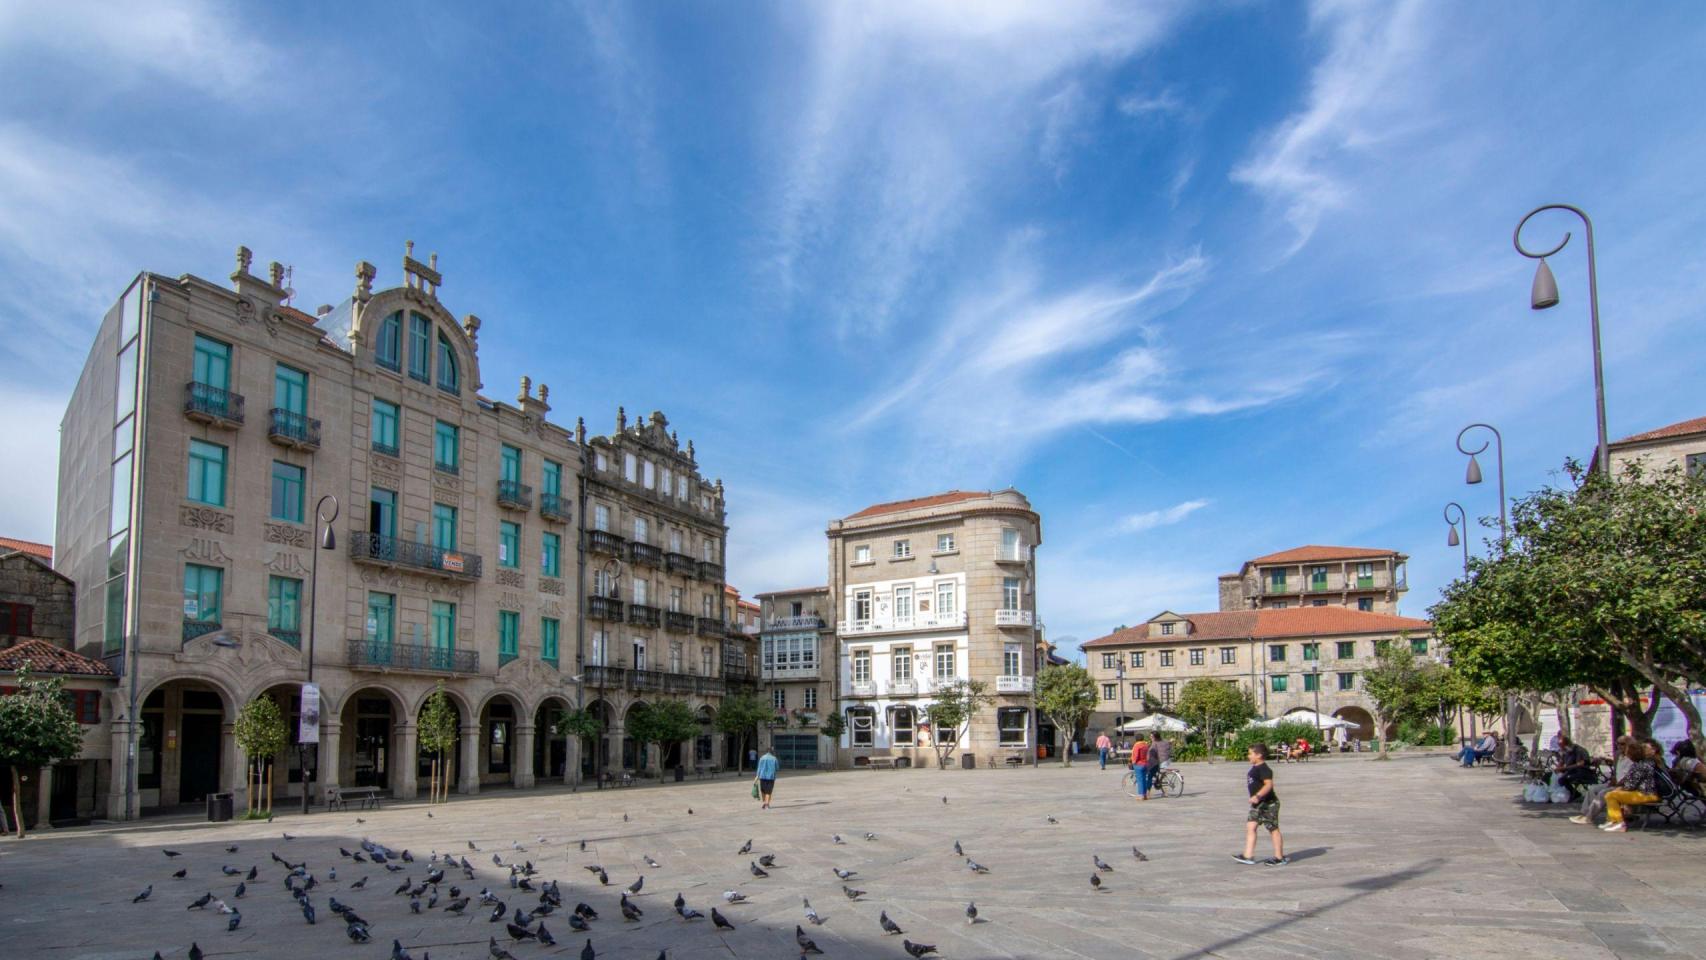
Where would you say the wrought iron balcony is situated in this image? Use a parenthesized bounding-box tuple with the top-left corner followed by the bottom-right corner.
(267, 408, 321, 450)
(629, 542, 663, 567)
(697, 617, 727, 638)
(995, 609, 1035, 627)
(665, 611, 696, 633)
(588, 530, 626, 555)
(350, 531, 483, 579)
(694, 676, 726, 697)
(628, 669, 664, 691)
(496, 480, 532, 511)
(183, 619, 222, 643)
(183, 381, 244, 427)
(270, 629, 302, 649)
(665, 552, 696, 575)
(764, 615, 826, 631)
(585, 664, 626, 687)
(996, 674, 1035, 694)
(587, 595, 623, 620)
(347, 638, 478, 674)
(664, 672, 697, 693)
(697, 560, 723, 582)
(539, 492, 569, 523)
(628, 603, 661, 628)
(371, 439, 399, 458)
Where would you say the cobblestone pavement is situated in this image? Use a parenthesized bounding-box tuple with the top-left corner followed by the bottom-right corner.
(4, 753, 1705, 960)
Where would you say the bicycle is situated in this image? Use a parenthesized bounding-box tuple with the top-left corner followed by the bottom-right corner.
(1122, 764, 1183, 798)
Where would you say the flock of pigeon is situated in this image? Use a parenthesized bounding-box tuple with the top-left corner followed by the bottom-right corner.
(128, 800, 1147, 958)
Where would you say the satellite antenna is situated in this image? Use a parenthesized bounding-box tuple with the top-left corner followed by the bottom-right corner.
(283, 265, 296, 305)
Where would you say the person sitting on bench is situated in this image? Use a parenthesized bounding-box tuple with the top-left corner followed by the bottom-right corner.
(1571, 736, 1635, 826)
(1552, 735, 1595, 798)
(1458, 732, 1498, 767)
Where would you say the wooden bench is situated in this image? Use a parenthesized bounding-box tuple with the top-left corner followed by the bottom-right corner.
(693, 764, 721, 780)
(600, 771, 635, 788)
(865, 758, 896, 770)
(326, 786, 383, 811)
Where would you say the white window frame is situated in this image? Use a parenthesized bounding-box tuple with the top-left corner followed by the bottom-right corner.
(997, 707, 1028, 746)
(632, 636, 647, 670)
(850, 707, 874, 747)
(852, 649, 871, 683)
(937, 533, 955, 553)
(803, 688, 817, 711)
(935, 581, 956, 617)
(853, 590, 872, 624)
(595, 451, 608, 472)
(893, 539, 912, 559)
(892, 706, 915, 746)
(1001, 528, 1023, 561)
(1101, 653, 1117, 669)
(1002, 577, 1020, 611)
(624, 452, 637, 482)
(633, 578, 649, 605)
(1161, 621, 1175, 635)
(892, 646, 912, 681)
(670, 586, 682, 612)
(633, 515, 649, 544)
(893, 585, 913, 624)
(669, 529, 683, 552)
(1003, 643, 1021, 677)
(591, 629, 607, 665)
(1131, 651, 1143, 668)
(853, 544, 872, 564)
(661, 467, 672, 495)
(594, 504, 610, 532)
(772, 688, 785, 711)
(934, 643, 955, 679)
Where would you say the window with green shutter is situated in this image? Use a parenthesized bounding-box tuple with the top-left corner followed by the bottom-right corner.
(367, 592, 394, 644)
(192, 335, 231, 389)
(498, 610, 519, 665)
(542, 460, 561, 498)
(187, 440, 227, 506)
(1271, 674, 1288, 692)
(183, 564, 223, 625)
(501, 445, 521, 484)
(371, 399, 399, 455)
(1302, 642, 1319, 661)
(499, 521, 520, 569)
(430, 601, 456, 649)
(270, 461, 304, 522)
(542, 532, 561, 577)
(434, 420, 459, 472)
(274, 364, 308, 416)
(1410, 637, 1429, 655)
(267, 576, 302, 646)
(1303, 672, 1319, 692)
(541, 617, 560, 665)
(433, 503, 457, 551)
(1336, 641, 1356, 659)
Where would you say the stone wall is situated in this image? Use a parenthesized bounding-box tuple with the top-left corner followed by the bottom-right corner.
(0, 553, 75, 646)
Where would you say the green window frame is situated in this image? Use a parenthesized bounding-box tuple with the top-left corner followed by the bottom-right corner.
(434, 420, 459, 472)
(498, 610, 520, 664)
(1337, 672, 1356, 691)
(1271, 674, 1288, 692)
(183, 563, 223, 624)
(1268, 644, 1287, 663)
(375, 312, 402, 371)
(187, 439, 227, 507)
(371, 399, 399, 455)
(1302, 642, 1319, 661)
(367, 592, 395, 643)
(433, 503, 457, 551)
(192, 334, 231, 389)
(1410, 637, 1429, 655)
(274, 363, 308, 416)
(499, 521, 521, 569)
(267, 576, 302, 646)
(270, 461, 304, 522)
(370, 487, 397, 538)
(408, 313, 431, 382)
(501, 444, 521, 484)
(1269, 569, 1286, 588)
(541, 532, 561, 577)
(1336, 641, 1356, 659)
(1310, 565, 1329, 590)
(1303, 672, 1320, 692)
(436, 331, 460, 394)
(541, 617, 560, 664)
(543, 460, 562, 498)
(431, 601, 456, 649)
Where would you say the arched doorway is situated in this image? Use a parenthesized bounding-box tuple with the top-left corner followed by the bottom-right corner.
(415, 694, 463, 797)
(694, 705, 716, 770)
(252, 682, 313, 810)
(623, 701, 648, 774)
(480, 693, 523, 787)
(138, 678, 232, 810)
(340, 686, 402, 792)
(534, 697, 571, 783)
(1333, 706, 1376, 743)
(581, 700, 613, 782)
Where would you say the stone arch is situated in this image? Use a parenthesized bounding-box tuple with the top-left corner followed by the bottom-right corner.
(1332, 706, 1377, 743)
(355, 287, 484, 395)
(414, 689, 465, 798)
(478, 691, 526, 788)
(339, 684, 407, 793)
(532, 694, 575, 783)
(131, 676, 238, 812)
(138, 672, 242, 723)
(411, 684, 474, 718)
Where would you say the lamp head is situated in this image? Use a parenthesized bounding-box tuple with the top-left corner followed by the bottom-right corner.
(1465, 454, 1484, 485)
(320, 525, 336, 550)
(1530, 258, 1559, 310)
(1447, 525, 1461, 548)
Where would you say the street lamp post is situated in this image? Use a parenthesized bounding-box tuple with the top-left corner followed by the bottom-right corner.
(1514, 204, 1610, 477)
(1456, 423, 1510, 542)
(594, 557, 623, 790)
(1309, 662, 1321, 720)
(1115, 662, 1126, 745)
(302, 495, 338, 815)
(1443, 502, 1469, 574)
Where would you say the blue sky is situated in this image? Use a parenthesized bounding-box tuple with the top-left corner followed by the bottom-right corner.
(3, 1, 1704, 656)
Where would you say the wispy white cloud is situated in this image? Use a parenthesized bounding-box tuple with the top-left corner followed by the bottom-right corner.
(565, 0, 669, 201)
(1119, 498, 1209, 533)
(1116, 88, 1186, 117)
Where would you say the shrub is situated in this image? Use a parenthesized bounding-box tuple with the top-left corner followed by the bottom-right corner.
(1221, 721, 1326, 761)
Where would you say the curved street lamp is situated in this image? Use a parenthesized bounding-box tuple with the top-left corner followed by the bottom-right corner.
(1456, 422, 1510, 541)
(593, 556, 624, 790)
(1443, 501, 1469, 574)
(1514, 204, 1610, 476)
(302, 494, 338, 814)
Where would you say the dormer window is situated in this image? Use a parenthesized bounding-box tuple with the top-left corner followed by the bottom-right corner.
(375, 312, 402, 371)
(436, 331, 460, 394)
(408, 313, 431, 382)
(1160, 622, 1175, 636)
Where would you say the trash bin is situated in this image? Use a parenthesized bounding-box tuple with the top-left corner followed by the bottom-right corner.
(961, 753, 975, 769)
(207, 792, 234, 823)
(674, 766, 685, 783)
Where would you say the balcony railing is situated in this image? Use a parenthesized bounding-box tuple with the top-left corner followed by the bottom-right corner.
(587, 595, 623, 620)
(371, 439, 399, 458)
(496, 480, 532, 511)
(996, 675, 1034, 694)
(630, 542, 663, 567)
(851, 681, 876, 697)
(995, 547, 1029, 564)
(889, 678, 917, 696)
(585, 664, 626, 687)
(269, 629, 302, 649)
(665, 610, 695, 633)
(697, 561, 724, 582)
(665, 552, 696, 576)
(695, 676, 726, 697)
(183, 382, 244, 427)
(628, 603, 661, 628)
(183, 619, 222, 643)
(764, 615, 826, 631)
(539, 492, 569, 523)
(588, 530, 626, 555)
(762, 663, 821, 680)
(629, 669, 664, 691)
(267, 408, 321, 450)
(838, 610, 967, 635)
(347, 638, 478, 674)
(697, 617, 726, 638)
(350, 531, 483, 579)
(995, 609, 1034, 627)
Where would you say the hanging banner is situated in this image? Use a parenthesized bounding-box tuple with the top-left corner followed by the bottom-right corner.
(299, 682, 321, 744)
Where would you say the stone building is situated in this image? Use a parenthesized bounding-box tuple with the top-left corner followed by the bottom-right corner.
(55, 246, 733, 819)
(1217, 545, 1408, 614)
(754, 585, 835, 768)
(1, 542, 74, 649)
(1084, 607, 1435, 742)
(827, 490, 1041, 767)
(1602, 414, 1706, 477)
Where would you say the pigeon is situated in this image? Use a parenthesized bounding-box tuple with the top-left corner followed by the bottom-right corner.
(189, 892, 214, 910)
(879, 911, 904, 935)
(386, 863, 405, 872)
(797, 924, 825, 953)
(428, 889, 439, 909)
(246, 866, 258, 880)
(832, 867, 855, 880)
(710, 907, 734, 929)
(674, 892, 686, 910)
(234, 882, 246, 899)
(687, 808, 693, 815)
(1094, 855, 1113, 872)
(302, 899, 317, 924)
(575, 903, 600, 920)
(396, 878, 412, 896)
(164, 850, 183, 858)
(469, 841, 479, 851)
(644, 855, 661, 868)
(347, 921, 371, 943)
(864, 832, 877, 841)
(188, 944, 204, 960)
(226, 845, 239, 853)
(214, 898, 235, 915)
(620, 896, 642, 922)
(750, 862, 769, 878)
(737, 839, 752, 855)
(721, 891, 747, 904)
(493, 854, 504, 867)
(490, 937, 518, 960)
(506, 921, 538, 941)
(354, 852, 368, 863)
(579, 839, 586, 851)
(626, 875, 644, 894)
(283, 832, 296, 840)
(133, 885, 153, 903)
(1046, 816, 1058, 824)
(172, 869, 187, 879)
(580, 940, 595, 960)
(537, 922, 557, 945)
(943, 795, 949, 804)
(966, 902, 978, 924)
(391, 939, 412, 960)
(842, 885, 865, 900)
(410, 897, 422, 914)
(966, 858, 990, 874)
(513, 841, 526, 852)
(490, 902, 508, 922)
(903, 940, 938, 957)
(227, 912, 242, 932)
(1090, 873, 1103, 891)
(758, 853, 777, 867)
(568, 912, 590, 932)
(803, 899, 823, 925)
(623, 813, 629, 822)
(676, 902, 703, 920)
(401, 850, 414, 862)
(328, 868, 337, 882)
(222, 865, 241, 876)
(1132, 847, 1149, 862)
(350, 876, 368, 890)
(831, 835, 843, 845)
(513, 906, 533, 927)
(597, 869, 609, 886)
(953, 840, 963, 856)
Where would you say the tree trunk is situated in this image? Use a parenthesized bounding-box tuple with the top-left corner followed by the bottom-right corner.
(11, 766, 24, 839)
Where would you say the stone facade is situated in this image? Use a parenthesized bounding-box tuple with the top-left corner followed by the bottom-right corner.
(754, 586, 836, 768)
(1604, 414, 1706, 478)
(54, 247, 735, 819)
(0, 550, 75, 648)
(1216, 545, 1409, 615)
(827, 490, 1041, 768)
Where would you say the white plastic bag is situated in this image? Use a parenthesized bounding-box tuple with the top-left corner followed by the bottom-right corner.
(1523, 782, 1550, 803)
(1548, 785, 1571, 804)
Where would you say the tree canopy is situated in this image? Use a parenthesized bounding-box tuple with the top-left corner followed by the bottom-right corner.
(1175, 678, 1255, 750)
(233, 696, 288, 762)
(715, 694, 770, 772)
(1034, 664, 1096, 765)
(0, 665, 84, 837)
(628, 701, 700, 765)
(924, 679, 992, 768)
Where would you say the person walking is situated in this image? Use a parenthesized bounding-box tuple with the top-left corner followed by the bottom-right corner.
(1095, 732, 1113, 770)
(1130, 735, 1151, 800)
(1234, 743, 1287, 865)
(754, 747, 779, 810)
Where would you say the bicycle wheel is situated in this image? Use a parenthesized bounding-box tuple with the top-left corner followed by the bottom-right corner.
(1162, 771, 1184, 798)
(1121, 769, 1139, 797)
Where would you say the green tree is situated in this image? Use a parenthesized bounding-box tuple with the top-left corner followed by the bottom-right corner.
(924, 679, 992, 769)
(418, 684, 459, 803)
(715, 694, 769, 773)
(233, 696, 288, 815)
(0, 665, 84, 838)
(627, 701, 700, 776)
(1175, 678, 1256, 751)
(817, 709, 845, 767)
(1362, 642, 1433, 758)
(1034, 665, 1097, 766)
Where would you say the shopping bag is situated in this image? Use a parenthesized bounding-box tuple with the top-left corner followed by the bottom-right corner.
(751, 780, 760, 799)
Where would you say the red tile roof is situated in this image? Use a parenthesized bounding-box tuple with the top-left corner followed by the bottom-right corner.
(845, 490, 990, 520)
(0, 537, 51, 561)
(1611, 415, 1706, 446)
(1083, 607, 1430, 647)
(0, 639, 116, 677)
(1246, 545, 1398, 565)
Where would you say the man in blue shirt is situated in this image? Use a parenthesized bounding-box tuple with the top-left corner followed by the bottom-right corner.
(755, 749, 779, 809)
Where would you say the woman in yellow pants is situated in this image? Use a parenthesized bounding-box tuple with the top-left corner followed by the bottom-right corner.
(1601, 742, 1659, 833)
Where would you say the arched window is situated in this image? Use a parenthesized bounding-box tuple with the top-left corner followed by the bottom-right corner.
(375, 311, 401, 371)
(891, 706, 916, 746)
(436, 331, 459, 394)
(848, 706, 875, 747)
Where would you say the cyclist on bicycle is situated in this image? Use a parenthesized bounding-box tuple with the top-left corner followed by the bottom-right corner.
(1144, 732, 1169, 799)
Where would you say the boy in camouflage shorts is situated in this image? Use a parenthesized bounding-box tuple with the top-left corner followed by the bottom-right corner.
(1234, 743, 1288, 865)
